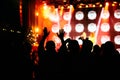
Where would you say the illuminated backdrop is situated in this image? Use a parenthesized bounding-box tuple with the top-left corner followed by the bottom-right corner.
(28, 1, 120, 52)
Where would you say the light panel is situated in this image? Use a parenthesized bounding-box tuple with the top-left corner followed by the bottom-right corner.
(88, 23, 97, 32)
(101, 23, 110, 32)
(101, 35, 110, 44)
(63, 12, 71, 21)
(114, 22, 120, 32)
(75, 23, 84, 33)
(75, 11, 84, 20)
(63, 24, 72, 33)
(101, 10, 110, 19)
(114, 9, 120, 19)
(114, 35, 120, 45)
(51, 24, 59, 33)
(88, 10, 97, 20)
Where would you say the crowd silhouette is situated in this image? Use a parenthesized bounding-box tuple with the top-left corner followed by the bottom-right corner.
(36, 27, 120, 79)
(1, 27, 120, 80)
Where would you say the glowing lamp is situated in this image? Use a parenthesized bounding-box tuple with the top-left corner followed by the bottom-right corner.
(75, 11, 84, 20)
(101, 10, 110, 19)
(51, 24, 59, 33)
(114, 35, 120, 45)
(88, 10, 97, 20)
(63, 24, 71, 33)
(75, 23, 84, 33)
(101, 23, 110, 32)
(101, 35, 110, 44)
(114, 9, 120, 19)
(114, 22, 120, 32)
(88, 23, 97, 32)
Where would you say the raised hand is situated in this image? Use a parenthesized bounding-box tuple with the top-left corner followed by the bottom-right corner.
(57, 29, 65, 40)
(43, 27, 50, 38)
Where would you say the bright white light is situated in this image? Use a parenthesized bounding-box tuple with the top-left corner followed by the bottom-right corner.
(88, 10, 97, 20)
(114, 35, 120, 45)
(88, 23, 97, 32)
(49, 14, 59, 22)
(75, 11, 84, 20)
(114, 22, 120, 32)
(52, 35, 61, 43)
(63, 12, 71, 21)
(116, 48, 120, 54)
(51, 24, 59, 33)
(75, 36, 83, 45)
(101, 35, 110, 44)
(101, 23, 110, 32)
(114, 9, 120, 19)
(63, 24, 72, 33)
(75, 23, 84, 33)
(101, 10, 110, 19)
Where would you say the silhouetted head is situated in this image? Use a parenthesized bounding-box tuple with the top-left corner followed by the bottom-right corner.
(45, 41, 55, 51)
(82, 39, 93, 52)
(67, 40, 80, 53)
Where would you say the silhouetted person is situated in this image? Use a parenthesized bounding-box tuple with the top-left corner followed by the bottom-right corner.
(80, 38, 94, 72)
(99, 41, 120, 73)
(38, 27, 58, 80)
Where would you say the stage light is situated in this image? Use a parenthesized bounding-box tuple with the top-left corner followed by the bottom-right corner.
(101, 10, 110, 19)
(63, 12, 71, 21)
(101, 35, 110, 44)
(114, 22, 120, 32)
(105, 2, 109, 6)
(63, 24, 71, 33)
(49, 14, 59, 22)
(93, 4, 96, 8)
(112, 3, 115, 7)
(35, 12, 39, 16)
(52, 35, 61, 43)
(78, 5, 82, 8)
(75, 23, 84, 33)
(51, 24, 59, 33)
(99, 4, 102, 7)
(75, 11, 84, 20)
(88, 10, 97, 20)
(101, 23, 110, 32)
(86, 5, 88, 8)
(34, 27, 39, 33)
(75, 36, 83, 45)
(114, 35, 120, 45)
(88, 23, 97, 32)
(114, 9, 120, 19)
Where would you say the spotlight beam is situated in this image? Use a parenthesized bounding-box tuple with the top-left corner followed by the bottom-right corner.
(95, 8, 104, 45)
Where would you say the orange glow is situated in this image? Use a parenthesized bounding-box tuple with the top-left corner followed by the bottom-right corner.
(105, 2, 109, 6)
(34, 27, 39, 33)
(93, 4, 96, 8)
(67, 6, 70, 9)
(113, 1, 117, 4)
(79, 5, 82, 8)
(33, 42, 39, 47)
(20, 9, 22, 13)
(31, 2, 74, 46)
(81, 32, 87, 39)
(19, 0, 22, 26)
(112, 3, 115, 6)
(89, 32, 95, 44)
(104, 2, 109, 10)
(35, 12, 39, 16)
(99, 4, 102, 7)
(70, 5, 74, 13)
(59, 6, 64, 16)
(19, 5, 22, 9)
(86, 5, 88, 8)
